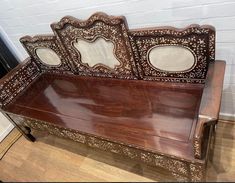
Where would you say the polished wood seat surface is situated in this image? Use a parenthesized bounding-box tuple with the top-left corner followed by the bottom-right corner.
(5, 73, 204, 159)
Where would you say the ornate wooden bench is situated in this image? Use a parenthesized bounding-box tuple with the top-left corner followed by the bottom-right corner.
(0, 12, 225, 181)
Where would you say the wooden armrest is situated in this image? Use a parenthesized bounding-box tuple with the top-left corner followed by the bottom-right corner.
(0, 58, 29, 85)
(0, 58, 40, 108)
(194, 116, 216, 159)
(193, 60, 226, 159)
(199, 60, 226, 119)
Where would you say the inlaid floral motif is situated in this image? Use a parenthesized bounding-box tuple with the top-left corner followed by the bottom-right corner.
(129, 25, 215, 83)
(8, 113, 205, 181)
(20, 35, 73, 74)
(0, 59, 40, 107)
(51, 12, 139, 79)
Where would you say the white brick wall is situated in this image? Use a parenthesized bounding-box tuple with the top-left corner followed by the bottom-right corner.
(0, 0, 235, 119)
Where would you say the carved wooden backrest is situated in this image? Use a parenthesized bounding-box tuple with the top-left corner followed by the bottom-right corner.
(51, 12, 138, 79)
(20, 35, 73, 74)
(129, 25, 215, 83)
(19, 12, 215, 83)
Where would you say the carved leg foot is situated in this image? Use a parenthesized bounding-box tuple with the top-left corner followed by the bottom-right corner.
(171, 172, 190, 182)
(24, 126, 36, 142)
(26, 133, 36, 142)
(189, 163, 205, 182)
(3, 113, 36, 142)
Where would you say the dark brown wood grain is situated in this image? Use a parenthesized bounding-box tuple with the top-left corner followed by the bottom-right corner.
(193, 60, 226, 159)
(5, 73, 204, 160)
(199, 60, 226, 119)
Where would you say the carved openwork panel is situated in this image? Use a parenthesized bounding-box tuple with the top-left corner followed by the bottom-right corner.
(0, 59, 40, 107)
(129, 25, 215, 83)
(20, 35, 73, 74)
(51, 12, 138, 79)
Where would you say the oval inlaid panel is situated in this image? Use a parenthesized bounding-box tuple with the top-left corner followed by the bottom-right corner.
(36, 48, 61, 66)
(73, 37, 120, 69)
(148, 45, 195, 72)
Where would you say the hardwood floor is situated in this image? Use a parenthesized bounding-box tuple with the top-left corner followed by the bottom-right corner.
(0, 120, 234, 182)
(207, 120, 235, 181)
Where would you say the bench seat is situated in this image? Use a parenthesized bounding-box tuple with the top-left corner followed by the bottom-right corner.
(5, 73, 203, 160)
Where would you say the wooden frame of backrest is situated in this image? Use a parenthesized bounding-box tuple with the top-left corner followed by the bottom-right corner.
(20, 35, 73, 74)
(129, 25, 215, 83)
(51, 12, 139, 79)
(19, 12, 215, 83)
(0, 59, 40, 107)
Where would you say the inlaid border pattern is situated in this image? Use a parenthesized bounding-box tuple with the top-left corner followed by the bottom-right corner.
(129, 25, 215, 83)
(8, 113, 205, 182)
(20, 35, 73, 74)
(0, 59, 40, 107)
(194, 138, 201, 159)
(51, 12, 139, 79)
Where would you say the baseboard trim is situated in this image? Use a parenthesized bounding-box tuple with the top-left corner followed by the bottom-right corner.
(0, 124, 14, 142)
(219, 113, 235, 122)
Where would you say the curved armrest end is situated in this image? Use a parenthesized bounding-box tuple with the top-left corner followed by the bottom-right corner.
(194, 60, 226, 159)
(193, 116, 217, 159)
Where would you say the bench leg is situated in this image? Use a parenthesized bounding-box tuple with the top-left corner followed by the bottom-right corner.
(2, 113, 36, 142)
(170, 172, 190, 182)
(189, 163, 205, 182)
(13, 125, 36, 142)
(25, 133, 36, 142)
(24, 126, 36, 142)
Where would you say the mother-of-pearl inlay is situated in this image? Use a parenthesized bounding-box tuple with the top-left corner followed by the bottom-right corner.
(36, 48, 61, 66)
(73, 37, 120, 69)
(148, 45, 196, 72)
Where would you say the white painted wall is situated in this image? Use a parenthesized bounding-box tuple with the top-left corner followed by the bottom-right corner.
(0, 112, 13, 142)
(0, 0, 234, 119)
(0, 27, 15, 141)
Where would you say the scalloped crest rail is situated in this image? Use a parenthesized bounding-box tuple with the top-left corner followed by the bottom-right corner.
(19, 12, 215, 83)
(0, 12, 225, 182)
